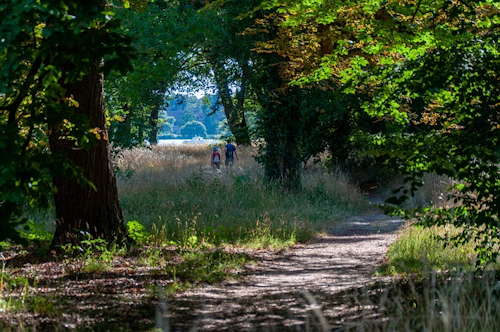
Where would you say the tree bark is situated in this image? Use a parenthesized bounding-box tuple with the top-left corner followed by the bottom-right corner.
(149, 107, 159, 145)
(256, 60, 303, 192)
(259, 89, 302, 191)
(49, 59, 127, 247)
(210, 57, 251, 145)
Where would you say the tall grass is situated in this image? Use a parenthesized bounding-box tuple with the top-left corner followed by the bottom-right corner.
(339, 269, 500, 332)
(380, 224, 477, 275)
(361, 172, 500, 332)
(115, 144, 368, 248)
(379, 173, 457, 209)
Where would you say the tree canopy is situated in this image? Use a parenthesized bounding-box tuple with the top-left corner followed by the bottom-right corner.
(258, 0, 500, 264)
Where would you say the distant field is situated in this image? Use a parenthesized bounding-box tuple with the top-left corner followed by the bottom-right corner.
(157, 138, 220, 146)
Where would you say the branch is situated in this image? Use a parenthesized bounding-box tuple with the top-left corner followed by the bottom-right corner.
(3, 56, 43, 124)
(411, 0, 423, 24)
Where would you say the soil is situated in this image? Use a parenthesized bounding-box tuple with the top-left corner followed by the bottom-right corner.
(162, 195, 404, 331)
(0, 194, 404, 332)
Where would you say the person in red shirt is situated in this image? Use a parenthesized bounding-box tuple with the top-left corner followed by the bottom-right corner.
(211, 146, 221, 170)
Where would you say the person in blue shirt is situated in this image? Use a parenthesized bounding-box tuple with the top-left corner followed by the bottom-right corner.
(224, 139, 239, 169)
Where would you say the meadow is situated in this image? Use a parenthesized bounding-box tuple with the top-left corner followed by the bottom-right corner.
(115, 144, 368, 248)
(116, 144, 500, 331)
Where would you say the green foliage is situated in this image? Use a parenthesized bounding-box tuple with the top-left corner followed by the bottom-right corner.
(0, 261, 59, 317)
(165, 249, 249, 287)
(1, 255, 29, 297)
(60, 232, 108, 258)
(179, 120, 207, 138)
(0, 0, 134, 242)
(255, 70, 304, 191)
(136, 247, 166, 268)
(20, 220, 53, 246)
(259, 0, 500, 268)
(158, 114, 176, 137)
(105, 0, 218, 147)
(59, 231, 121, 274)
(0, 273, 30, 312)
(126, 220, 150, 244)
(369, 41, 500, 267)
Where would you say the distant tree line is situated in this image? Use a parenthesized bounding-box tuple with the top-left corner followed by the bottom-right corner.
(157, 95, 227, 139)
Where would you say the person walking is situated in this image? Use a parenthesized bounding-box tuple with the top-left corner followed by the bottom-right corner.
(224, 139, 238, 171)
(211, 146, 221, 171)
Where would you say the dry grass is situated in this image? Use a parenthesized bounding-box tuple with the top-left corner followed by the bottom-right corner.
(114, 144, 368, 248)
(379, 173, 457, 209)
(115, 144, 261, 186)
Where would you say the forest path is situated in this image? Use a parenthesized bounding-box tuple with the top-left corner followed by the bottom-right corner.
(161, 195, 404, 331)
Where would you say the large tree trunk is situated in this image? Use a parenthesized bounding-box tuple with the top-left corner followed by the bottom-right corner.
(49, 59, 127, 247)
(259, 88, 303, 191)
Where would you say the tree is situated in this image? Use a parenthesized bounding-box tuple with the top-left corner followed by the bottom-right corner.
(180, 120, 207, 138)
(105, 0, 197, 147)
(299, 87, 352, 167)
(254, 56, 304, 191)
(49, 57, 127, 246)
(198, 0, 323, 190)
(156, 0, 256, 145)
(261, 0, 500, 265)
(0, 0, 134, 245)
(107, 1, 243, 146)
(208, 53, 252, 145)
(201, 96, 227, 136)
(158, 114, 176, 138)
(374, 40, 500, 265)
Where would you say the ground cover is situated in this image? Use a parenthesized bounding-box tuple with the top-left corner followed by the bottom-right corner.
(1, 145, 498, 331)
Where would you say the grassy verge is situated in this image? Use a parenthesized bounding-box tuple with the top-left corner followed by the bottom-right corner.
(366, 203, 500, 331)
(378, 224, 477, 275)
(340, 269, 500, 332)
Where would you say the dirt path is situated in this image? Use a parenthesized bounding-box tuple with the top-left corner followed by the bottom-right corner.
(161, 196, 404, 331)
(0, 196, 403, 331)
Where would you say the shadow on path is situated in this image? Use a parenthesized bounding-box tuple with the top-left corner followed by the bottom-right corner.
(163, 196, 404, 331)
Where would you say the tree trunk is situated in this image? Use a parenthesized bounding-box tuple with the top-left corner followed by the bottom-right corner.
(259, 88, 303, 191)
(210, 58, 251, 145)
(256, 60, 303, 191)
(149, 107, 159, 145)
(49, 59, 127, 247)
